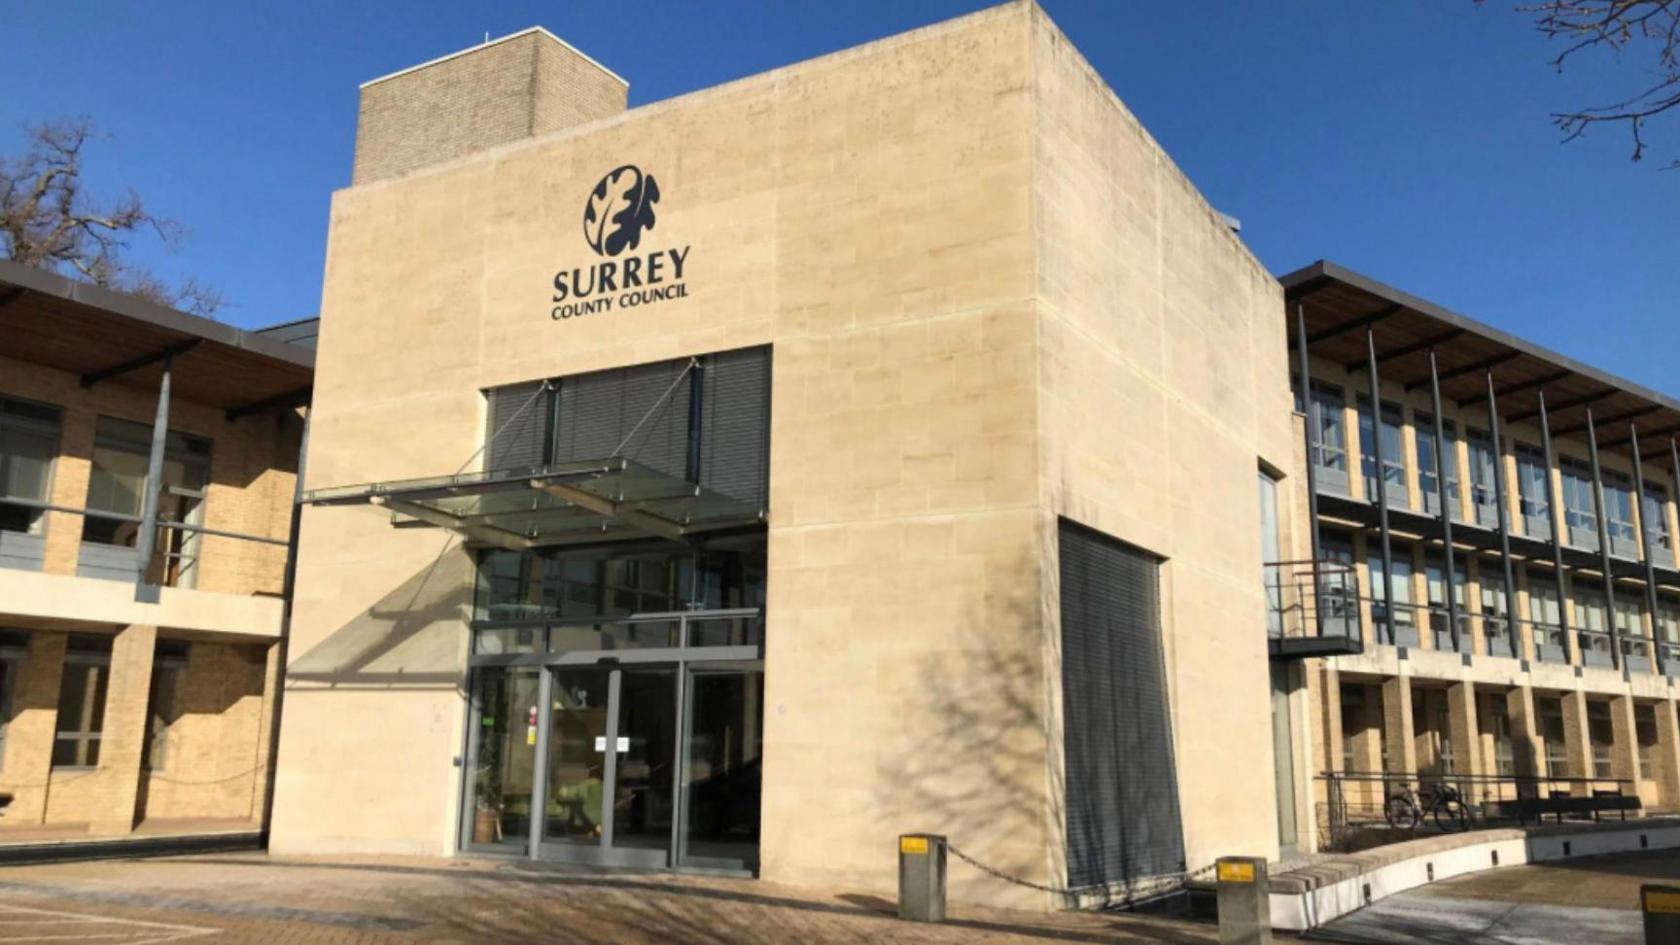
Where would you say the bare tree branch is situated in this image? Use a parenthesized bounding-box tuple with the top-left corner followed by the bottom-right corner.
(0, 117, 224, 316)
(1496, 1, 1680, 165)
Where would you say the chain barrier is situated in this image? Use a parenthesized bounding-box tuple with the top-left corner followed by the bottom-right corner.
(946, 842, 1210, 905)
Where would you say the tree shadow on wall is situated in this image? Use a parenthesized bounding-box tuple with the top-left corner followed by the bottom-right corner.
(285, 528, 473, 690)
(875, 549, 1194, 918)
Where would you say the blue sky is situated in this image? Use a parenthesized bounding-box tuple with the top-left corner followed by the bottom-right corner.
(2, 2, 1674, 390)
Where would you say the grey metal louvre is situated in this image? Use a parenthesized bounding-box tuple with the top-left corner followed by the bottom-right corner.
(553, 360, 691, 481)
(699, 346, 770, 507)
(485, 381, 551, 475)
(1058, 519, 1185, 891)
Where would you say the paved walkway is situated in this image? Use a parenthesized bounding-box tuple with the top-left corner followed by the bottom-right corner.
(0, 853, 1223, 944)
(1313, 848, 1680, 944)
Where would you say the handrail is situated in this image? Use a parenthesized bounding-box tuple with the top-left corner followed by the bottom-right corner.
(0, 495, 287, 546)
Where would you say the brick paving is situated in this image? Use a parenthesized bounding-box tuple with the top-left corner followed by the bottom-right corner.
(0, 853, 1224, 944)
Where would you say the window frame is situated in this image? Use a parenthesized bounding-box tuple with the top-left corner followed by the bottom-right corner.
(0, 395, 64, 537)
(52, 636, 113, 769)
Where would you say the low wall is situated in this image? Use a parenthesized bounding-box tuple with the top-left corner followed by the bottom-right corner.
(1269, 818, 1680, 930)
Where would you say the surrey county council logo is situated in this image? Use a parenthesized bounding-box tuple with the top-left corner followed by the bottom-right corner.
(553, 164, 691, 321)
(583, 164, 659, 257)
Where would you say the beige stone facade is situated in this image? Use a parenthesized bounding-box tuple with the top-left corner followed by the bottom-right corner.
(270, 1, 1291, 910)
(0, 266, 307, 842)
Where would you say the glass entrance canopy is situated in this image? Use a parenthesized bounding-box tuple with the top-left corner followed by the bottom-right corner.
(302, 458, 766, 549)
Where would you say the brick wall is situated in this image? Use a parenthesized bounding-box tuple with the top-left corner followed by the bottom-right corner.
(352, 30, 627, 185)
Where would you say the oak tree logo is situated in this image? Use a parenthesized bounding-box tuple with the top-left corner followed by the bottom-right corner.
(582, 164, 660, 257)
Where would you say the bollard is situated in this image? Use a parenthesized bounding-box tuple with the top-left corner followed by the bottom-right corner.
(898, 833, 947, 922)
(1215, 856, 1271, 945)
(1643, 884, 1680, 943)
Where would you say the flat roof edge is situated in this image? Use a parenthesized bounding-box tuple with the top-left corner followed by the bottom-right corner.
(0, 259, 315, 371)
(1283, 258, 1680, 419)
(359, 26, 629, 91)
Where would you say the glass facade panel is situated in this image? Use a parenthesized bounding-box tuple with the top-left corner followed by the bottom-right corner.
(466, 667, 540, 849)
(545, 668, 610, 846)
(476, 539, 765, 626)
(1588, 701, 1614, 779)
(1577, 587, 1614, 667)
(1637, 704, 1658, 781)
(608, 668, 677, 857)
(1616, 597, 1650, 671)
(1539, 698, 1569, 778)
(53, 636, 112, 768)
(1424, 552, 1467, 653)
(1528, 572, 1568, 663)
(1479, 565, 1510, 657)
(1603, 472, 1639, 559)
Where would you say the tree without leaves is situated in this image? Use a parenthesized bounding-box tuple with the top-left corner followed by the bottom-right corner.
(1509, 0, 1680, 165)
(0, 119, 223, 315)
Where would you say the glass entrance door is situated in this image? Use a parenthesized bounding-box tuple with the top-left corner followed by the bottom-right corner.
(462, 611, 765, 871)
(604, 668, 677, 866)
(542, 668, 610, 857)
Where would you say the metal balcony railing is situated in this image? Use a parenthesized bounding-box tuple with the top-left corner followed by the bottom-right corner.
(1264, 559, 1363, 657)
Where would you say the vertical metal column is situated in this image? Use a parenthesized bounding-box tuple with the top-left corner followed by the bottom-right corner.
(1485, 372, 1521, 659)
(528, 669, 555, 860)
(1367, 330, 1397, 645)
(1428, 351, 1461, 654)
(1538, 391, 1573, 660)
(1586, 408, 1624, 672)
(1296, 307, 1325, 637)
(132, 356, 173, 604)
(1633, 426, 1665, 675)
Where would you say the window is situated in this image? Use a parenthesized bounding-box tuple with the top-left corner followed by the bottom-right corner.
(1577, 586, 1613, 667)
(1357, 397, 1406, 508)
(1539, 698, 1569, 778)
(1306, 382, 1348, 494)
(1479, 563, 1510, 657)
(1528, 571, 1567, 662)
(1482, 699, 1516, 777)
(53, 635, 112, 767)
(1561, 459, 1599, 551)
(1465, 428, 1500, 528)
(143, 641, 190, 770)
(1515, 443, 1551, 538)
(1258, 471, 1282, 638)
(1340, 686, 1365, 773)
(1643, 481, 1673, 566)
(1637, 704, 1659, 781)
(0, 630, 25, 769)
(1616, 597, 1650, 671)
(1414, 414, 1461, 519)
(1603, 472, 1639, 559)
(81, 417, 211, 588)
(0, 396, 62, 544)
(1424, 551, 1467, 652)
(475, 539, 765, 625)
(1587, 701, 1615, 779)
(1368, 549, 1417, 646)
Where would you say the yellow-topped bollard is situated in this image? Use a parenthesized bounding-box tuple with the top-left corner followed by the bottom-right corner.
(1216, 856, 1271, 945)
(898, 833, 947, 922)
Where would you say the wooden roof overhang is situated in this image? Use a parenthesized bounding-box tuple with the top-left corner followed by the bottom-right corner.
(0, 260, 313, 418)
(1282, 260, 1680, 460)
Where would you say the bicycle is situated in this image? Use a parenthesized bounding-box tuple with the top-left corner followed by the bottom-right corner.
(1384, 779, 1471, 831)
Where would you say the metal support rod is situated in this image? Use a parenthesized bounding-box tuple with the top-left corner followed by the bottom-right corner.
(1367, 329, 1397, 646)
(1586, 408, 1624, 672)
(1296, 306, 1324, 637)
(261, 405, 309, 849)
(1428, 351, 1461, 655)
(685, 360, 705, 483)
(1485, 372, 1521, 660)
(1538, 391, 1573, 660)
(1633, 426, 1666, 675)
(132, 356, 173, 604)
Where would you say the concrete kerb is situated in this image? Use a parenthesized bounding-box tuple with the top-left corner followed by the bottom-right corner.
(1269, 818, 1680, 931)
